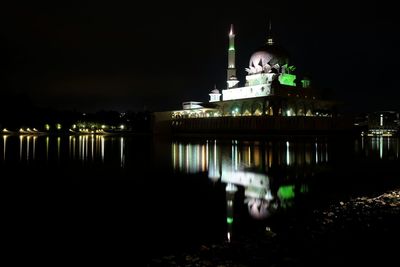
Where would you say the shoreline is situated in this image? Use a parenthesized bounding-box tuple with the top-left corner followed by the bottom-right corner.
(149, 189, 400, 266)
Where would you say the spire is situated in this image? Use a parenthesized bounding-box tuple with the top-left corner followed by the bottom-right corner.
(267, 19, 274, 46)
(227, 24, 239, 89)
(229, 24, 235, 37)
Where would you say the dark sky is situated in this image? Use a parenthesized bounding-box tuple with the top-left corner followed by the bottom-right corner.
(1, 1, 398, 113)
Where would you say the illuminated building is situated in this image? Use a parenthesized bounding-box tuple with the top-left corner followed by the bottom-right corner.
(364, 111, 399, 137)
(171, 23, 338, 119)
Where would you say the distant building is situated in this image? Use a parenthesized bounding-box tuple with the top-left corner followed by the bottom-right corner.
(364, 111, 399, 136)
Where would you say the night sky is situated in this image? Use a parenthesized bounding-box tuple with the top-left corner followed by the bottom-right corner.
(1, 2, 398, 113)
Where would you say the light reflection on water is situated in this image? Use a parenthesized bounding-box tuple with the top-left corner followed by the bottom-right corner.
(358, 136, 400, 160)
(171, 137, 399, 242)
(1, 135, 399, 246)
(172, 139, 332, 176)
(171, 139, 333, 241)
(0, 134, 126, 167)
(172, 137, 399, 177)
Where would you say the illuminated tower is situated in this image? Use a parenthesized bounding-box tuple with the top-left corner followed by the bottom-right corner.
(227, 24, 239, 89)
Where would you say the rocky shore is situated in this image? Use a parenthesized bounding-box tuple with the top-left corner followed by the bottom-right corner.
(149, 190, 400, 267)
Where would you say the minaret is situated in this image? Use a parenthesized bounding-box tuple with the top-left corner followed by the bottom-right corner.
(227, 24, 239, 89)
(267, 20, 274, 46)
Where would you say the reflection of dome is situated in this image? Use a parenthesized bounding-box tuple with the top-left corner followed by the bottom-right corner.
(247, 198, 270, 219)
(247, 45, 289, 75)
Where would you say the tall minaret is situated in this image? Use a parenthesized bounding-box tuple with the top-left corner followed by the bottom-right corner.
(227, 24, 239, 89)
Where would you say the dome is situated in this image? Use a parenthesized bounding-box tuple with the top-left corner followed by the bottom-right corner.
(210, 89, 220, 94)
(247, 45, 289, 75)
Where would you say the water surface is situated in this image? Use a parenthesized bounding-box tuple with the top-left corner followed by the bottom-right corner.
(1, 134, 399, 261)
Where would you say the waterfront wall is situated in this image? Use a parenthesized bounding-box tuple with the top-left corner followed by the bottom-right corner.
(170, 116, 355, 135)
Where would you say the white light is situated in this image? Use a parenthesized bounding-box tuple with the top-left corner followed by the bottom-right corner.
(120, 125, 125, 130)
(226, 183, 238, 192)
(286, 141, 290, 165)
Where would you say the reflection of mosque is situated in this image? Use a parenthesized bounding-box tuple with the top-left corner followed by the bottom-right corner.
(172, 139, 331, 241)
(172, 138, 400, 241)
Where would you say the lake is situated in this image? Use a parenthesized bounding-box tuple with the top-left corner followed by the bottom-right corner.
(1, 134, 399, 263)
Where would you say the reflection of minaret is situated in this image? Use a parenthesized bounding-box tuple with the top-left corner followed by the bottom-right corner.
(225, 183, 237, 243)
(227, 24, 239, 89)
(267, 19, 274, 46)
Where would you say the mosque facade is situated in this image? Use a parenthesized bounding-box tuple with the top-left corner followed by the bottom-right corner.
(172, 24, 337, 119)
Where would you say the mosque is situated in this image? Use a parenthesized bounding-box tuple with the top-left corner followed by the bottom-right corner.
(152, 24, 350, 135)
(172, 24, 337, 119)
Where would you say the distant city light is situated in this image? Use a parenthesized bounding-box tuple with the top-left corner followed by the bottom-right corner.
(120, 124, 125, 130)
(45, 124, 50, 131)
(56, 124, 62, 130)
(72, 124, 77, 129)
